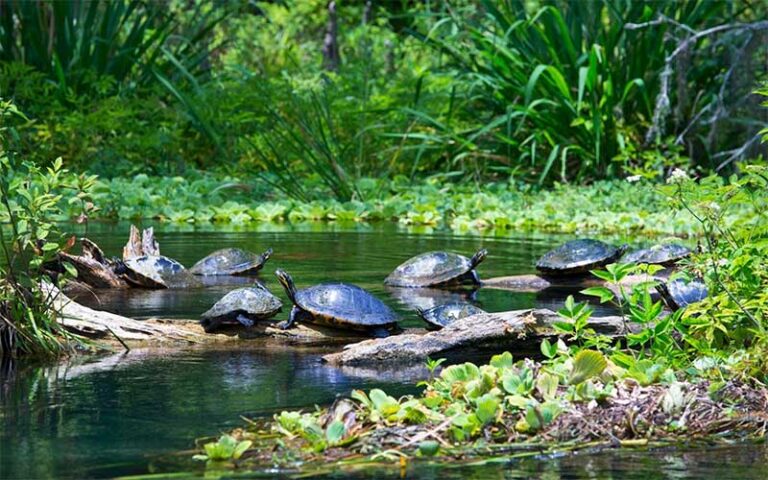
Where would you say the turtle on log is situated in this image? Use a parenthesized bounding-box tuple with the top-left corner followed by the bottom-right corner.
(384, 249, 488, 288)
(275, 269, 400, 337)
(200, 283, 282, 333)
(190, 248, 273, 276)
(536, 239, 626, 276)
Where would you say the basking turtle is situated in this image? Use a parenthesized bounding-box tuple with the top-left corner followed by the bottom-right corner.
(656, 278, 708, 311)
(384, 249, 488, 288)
(200, 283, 282, 333)
(622, 244, 691, 266)
(190, 248, 273, 276)
(417, 303, 486, 330)
(536, 239, 626, 276)
(117, 255, 201, 289)
(275, 269, 400, 337)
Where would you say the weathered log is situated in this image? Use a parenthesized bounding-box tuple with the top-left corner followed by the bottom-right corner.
(482, 273, 664, 293)
(43, 283, 198, 343)
(59, 238, 128, 289)
(322, 309, 629, 366)
(123, 225, 160, 260)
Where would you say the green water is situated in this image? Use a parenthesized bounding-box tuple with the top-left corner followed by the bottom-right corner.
(1, 223, 764, 479)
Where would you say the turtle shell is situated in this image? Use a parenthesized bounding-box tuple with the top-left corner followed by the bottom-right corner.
(295, 283, 399, 330)
(384, 250, 484, 288)
(656, 278, 708, 311)
(120, 255, 200, 289)
(622, 244, 690, 266)
(536, 239, 625, 276)
(418, 303, 486, 330)
(200, 284, 282, 331)
(190, 248, 272, 276)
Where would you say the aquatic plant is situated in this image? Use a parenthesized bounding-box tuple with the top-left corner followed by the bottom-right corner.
(193, 435, 252, 463)
(193, 350, 768, 469)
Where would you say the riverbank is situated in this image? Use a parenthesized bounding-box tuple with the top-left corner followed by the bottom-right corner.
(4, 171, 726, 237)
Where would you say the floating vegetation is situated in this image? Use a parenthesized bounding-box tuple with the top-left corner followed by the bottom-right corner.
(192, 350, 768, 471)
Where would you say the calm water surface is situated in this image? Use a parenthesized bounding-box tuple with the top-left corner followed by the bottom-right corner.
(2, 223, 762, 479)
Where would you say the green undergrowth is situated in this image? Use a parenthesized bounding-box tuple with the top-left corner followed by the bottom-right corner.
(5, 169, 750, 237)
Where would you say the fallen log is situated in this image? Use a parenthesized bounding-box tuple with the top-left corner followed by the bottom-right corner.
(43, 283, 199, 343)
(482, 272, 665, 293)
(323, 308, 629, 366)
(59, 238, 128, 289)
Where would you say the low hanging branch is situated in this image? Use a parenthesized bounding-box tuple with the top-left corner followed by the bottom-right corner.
(626, 16, 768, 168)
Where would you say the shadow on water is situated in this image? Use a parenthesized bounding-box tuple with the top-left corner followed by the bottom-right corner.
(3, 222, 751, 479)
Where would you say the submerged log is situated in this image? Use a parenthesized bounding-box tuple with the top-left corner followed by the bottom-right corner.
(323, 309, 629, 366)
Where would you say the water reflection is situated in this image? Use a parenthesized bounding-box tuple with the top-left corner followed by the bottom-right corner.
(1, 223, 698, 479)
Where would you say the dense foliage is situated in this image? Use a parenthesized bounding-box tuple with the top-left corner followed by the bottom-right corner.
(1, 1, 766, 193)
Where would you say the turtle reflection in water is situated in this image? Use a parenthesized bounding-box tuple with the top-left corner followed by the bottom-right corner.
(417, 303, 486, 330)
(536, 239, 626, 276)
(275, 269, 400, 338)
(384, 249, 488, 288)
(190, 248, 273, 276)
(200, 283, 282, 333)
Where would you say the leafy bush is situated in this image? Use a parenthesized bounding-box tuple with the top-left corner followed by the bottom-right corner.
(0, 100, 95, 357)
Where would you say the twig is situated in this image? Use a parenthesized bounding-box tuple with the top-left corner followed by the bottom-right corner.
(105, 325, 131, 353)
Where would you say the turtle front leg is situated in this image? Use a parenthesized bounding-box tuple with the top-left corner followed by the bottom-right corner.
(470, 269, 481, 285)
(279, 306, 300, 330)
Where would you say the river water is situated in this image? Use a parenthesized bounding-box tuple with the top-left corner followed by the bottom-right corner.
(1, 222, 764, 479)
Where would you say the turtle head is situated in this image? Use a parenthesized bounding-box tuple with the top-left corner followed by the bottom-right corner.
(275, 269, 297, 303)
(470, 249, 488, 268)
(261, 247, 274, 261)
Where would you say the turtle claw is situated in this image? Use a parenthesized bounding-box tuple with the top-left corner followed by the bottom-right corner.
(236, 314, 255, 328)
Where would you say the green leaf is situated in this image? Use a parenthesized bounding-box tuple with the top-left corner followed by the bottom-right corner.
(490, 351, 513, 369)
(580, 286, 614, 303)
(474, 393, 500, 424)
(540, 339, 558, 359)
(418, 440, 440, 456)
(325, 420, 346, 445)
(569, 350, 607, 385)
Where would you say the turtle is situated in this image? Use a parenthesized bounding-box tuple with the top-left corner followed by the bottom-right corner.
(622, 244, 691, 266)
(384, 249, 488, 288)
(275, 269, 400, 337)
(416, 303, 486, 330)
(200, 283, 283, 333)
(116, 255, 201, 289)
(656, 277, 708, 311)
(536, 239, 626, 276)
(190, 248, 273, 276)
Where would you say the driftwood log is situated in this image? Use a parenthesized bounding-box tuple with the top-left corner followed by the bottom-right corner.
(482, 272, 664, 293)
(44, 283, 199, 343)
(323, 309, 629, 366)
(59, 238, 128, 289)
(123, 225, 160, 260)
